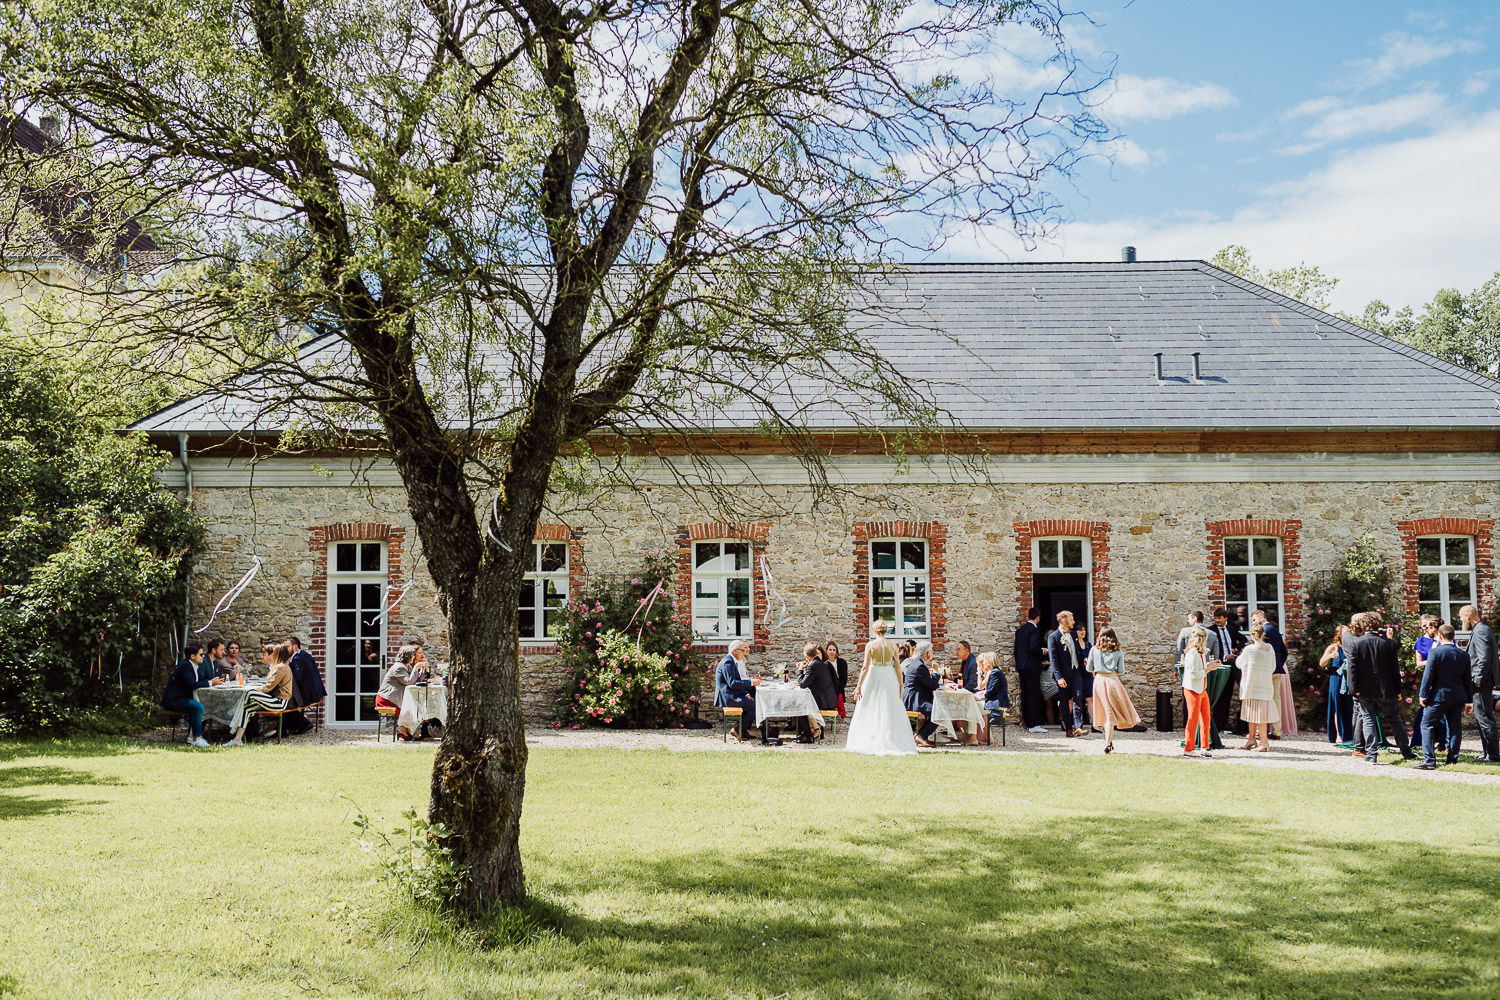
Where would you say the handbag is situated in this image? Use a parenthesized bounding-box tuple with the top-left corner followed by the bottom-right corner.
(1155, 689, 1175, 731)
(1040, 674, 1061, 701)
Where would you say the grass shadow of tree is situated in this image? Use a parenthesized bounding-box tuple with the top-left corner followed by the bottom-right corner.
(531, 814, 1500, 1000)
(0, 764, 124, 820)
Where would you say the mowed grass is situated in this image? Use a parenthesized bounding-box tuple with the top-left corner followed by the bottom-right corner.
(1, 740, 1498, 1000)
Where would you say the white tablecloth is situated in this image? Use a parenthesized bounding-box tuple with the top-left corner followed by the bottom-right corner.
(753, 684, 823, 728)
(194, 685, 253, 728)
(930, 688, 983, 741)
(399, 685, 448, 732)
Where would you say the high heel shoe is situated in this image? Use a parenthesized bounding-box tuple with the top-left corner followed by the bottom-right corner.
(1104, 742, 1114, 754)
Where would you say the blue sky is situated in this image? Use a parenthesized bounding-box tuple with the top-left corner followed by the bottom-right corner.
(954, 2, 1500, 312)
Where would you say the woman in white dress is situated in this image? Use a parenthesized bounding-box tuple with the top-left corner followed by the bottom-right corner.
(845, 620, 918, 756)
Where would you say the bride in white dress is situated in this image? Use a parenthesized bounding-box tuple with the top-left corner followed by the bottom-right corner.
(844, 619, 918, 755)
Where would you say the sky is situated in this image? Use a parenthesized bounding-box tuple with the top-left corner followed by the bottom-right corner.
(951, 1, 1500, 313)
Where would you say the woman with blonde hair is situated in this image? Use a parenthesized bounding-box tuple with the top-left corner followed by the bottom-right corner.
(1237, 622, 1279, 750)
(844, 620, 917, 756)
(1085, 626, 1142, 754)
(1181, 627, 1218, 757)
(222, 640, 296, 746)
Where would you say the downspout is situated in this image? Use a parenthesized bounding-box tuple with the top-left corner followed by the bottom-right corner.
(179, 433, 192, 635)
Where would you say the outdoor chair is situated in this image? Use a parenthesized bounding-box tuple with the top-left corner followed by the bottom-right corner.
(819, 709, 839, 744)
(375, 703, 399, 742)
(162, 709, 190, 743)
(720, 706, 743, 743)
(987, 708, 1007, 747)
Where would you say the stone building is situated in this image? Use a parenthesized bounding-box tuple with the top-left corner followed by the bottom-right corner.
(132, 260, 1500, 727)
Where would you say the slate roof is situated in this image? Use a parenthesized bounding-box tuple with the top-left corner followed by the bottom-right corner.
(132, 260, 1500, 436)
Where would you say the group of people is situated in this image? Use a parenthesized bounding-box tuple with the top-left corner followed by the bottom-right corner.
(160, 635, 327, 746)
(1316, 604, 1497, 768)
(1012, 607, 1153, 750)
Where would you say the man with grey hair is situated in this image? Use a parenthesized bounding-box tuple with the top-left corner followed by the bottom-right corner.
(714, 639, 760, 742)
(901, 640, 940, 747)
(1459, 605, 1499, 762)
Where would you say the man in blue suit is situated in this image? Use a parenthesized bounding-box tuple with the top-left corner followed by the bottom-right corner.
(902, 640, 940, 746)
(1047, 610, 1088, 737)
(1416, 623, 1474, 769)
(714, 640, 759, 741)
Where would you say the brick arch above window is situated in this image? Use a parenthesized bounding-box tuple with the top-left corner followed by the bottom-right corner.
(675, 522, 771, 654)
(1205, 518, 1302, 628)
(1397, 517, 1495, 618)
(852, 520, 948, 652)
(1014, 519, 1111, 629)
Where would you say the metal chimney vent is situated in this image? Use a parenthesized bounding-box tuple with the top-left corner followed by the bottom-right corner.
(1121, 246, 1137, 263)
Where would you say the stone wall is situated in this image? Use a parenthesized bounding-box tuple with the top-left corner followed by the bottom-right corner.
(184, 472, 1500, 725)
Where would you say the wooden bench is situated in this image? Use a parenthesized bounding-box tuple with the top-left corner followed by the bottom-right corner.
(987, 708, 1008, 748)
(251, 705, 301, 743)
(375, 703, 400, 742)
(721, 706, 744, 743)
(819, 709, 839, 743)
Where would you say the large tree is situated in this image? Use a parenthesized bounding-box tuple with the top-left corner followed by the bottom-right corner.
(2, 0, 1108, 912)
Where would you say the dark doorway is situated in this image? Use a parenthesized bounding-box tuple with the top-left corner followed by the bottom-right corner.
(1034, 572, 1091, 636)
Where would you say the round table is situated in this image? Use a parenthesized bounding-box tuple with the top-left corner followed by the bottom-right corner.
(398, 685, 448, 733)
(930, 688, 984, 742)
(753, 684, 823, 730)
(194, 684, 254, 729)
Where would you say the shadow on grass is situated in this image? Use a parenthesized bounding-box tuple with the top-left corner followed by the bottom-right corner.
(530, 814, 1500, 1000)
(0, 736, 141, 764)
(0, 764, 123, 821)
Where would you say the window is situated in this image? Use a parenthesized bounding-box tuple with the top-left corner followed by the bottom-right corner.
(1223, 536, 1282, 621)
(520, 541, 569, 643)
(1417, 536, 1475, 627)
(692, 541, 753, 641)
(329, 541, 385, 725)
(871, 540, 929, 637)
(1034, 537, 1088, 571)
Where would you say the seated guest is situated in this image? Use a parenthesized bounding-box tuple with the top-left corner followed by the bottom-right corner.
(281, 635, 327, 735)
(223, 641, 295, 746)
(795, 642, 839, 740)
(214, 640, 245, 680)
(951, 639, 980, 744)
(199, 639, 225, 682)
(161, 642, 221, 747)
(714, 640, 760, 742)
(377, 644, 420, 740)
(1416, 624, 1474, 769)
(824, 641, 850, 718)
(902, 640, 939, 747)
(979, 650, 1009, 746)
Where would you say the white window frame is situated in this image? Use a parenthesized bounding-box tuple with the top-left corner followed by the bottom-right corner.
(691, 540, 754, 643)
(327, 540, 387, 728)
(870, 539, 930, 639)
(1416, 535, 1477, 632)
(1223, 536, 1284, 625)
(519, 541, 570, 644)
(1031, 537, 1093, 634)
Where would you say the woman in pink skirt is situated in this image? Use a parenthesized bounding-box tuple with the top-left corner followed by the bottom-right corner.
(1237, 622, 1280, 750)
(1084, 626, 1142, 753)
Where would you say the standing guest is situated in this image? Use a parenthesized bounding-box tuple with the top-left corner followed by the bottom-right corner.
(377, 644, 421, 739)
(1250, 610, 1296, 737)
(1073, 622, 1099, 732)
(1236, 623, 1279, 751)
(1174, 612, 1219, 676)
(1345, 613, 1416, 765)
(901, 640, 940, 747)
(1320, 625, 1353, 745)
(1047, 611, 1088, 738)
(1410, 617, 1444, 755)
(1013, 607, 1048, 735)
(896, 640, 914, 665)
(1085, 626, 1142, 754)
(222, 641, 295, 747)
(1207, 608, 1243, 737)
(950, 639, 980, 744)
(1416, 624, 1474, 769)
(1180, 628, 1217, 757)
(824, 641, 850, 718)
(714, 640, 760, 742)
(199, 639, 225, 683)
(161, 642, 221, 748)
(1459, 604, 1499, 762)
(794, 643, 839, 741)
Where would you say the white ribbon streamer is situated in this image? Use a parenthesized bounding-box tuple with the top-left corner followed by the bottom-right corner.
(364, 579, 416, 627)
(760, 554, 792, 628)
(195, 557, 262, 633)
(485, 495, 514, 552)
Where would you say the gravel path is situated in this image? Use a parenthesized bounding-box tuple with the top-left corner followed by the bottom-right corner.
(134, 719, 1500, 786)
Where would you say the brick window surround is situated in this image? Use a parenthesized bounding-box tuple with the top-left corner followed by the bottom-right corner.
(675, 522, 771, 654)
(1205, 518, 1302, 629)
(1014, 519, 1111, 629)
(853, 520, 948, 652)
(523, 524, 587, 655)
(1397, 517, 1496, 619)
(308, 522, 408, 724)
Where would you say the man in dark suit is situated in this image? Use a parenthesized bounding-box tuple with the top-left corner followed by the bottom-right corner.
(794, 643, 839, 740)
(1344, 613, 1415, 765)
(950, 639, 980, 744)
(902, 641, 939, 747)
(1207, 608, 1244, 736)
(1047, 610, 1088, 738)
(1459, 604, 1499, 761)
(1416, 624, 1474, 769)
(714, 640, 760, 741)
(283, 635, 326, 735)
(1013, 608, 1048, 734)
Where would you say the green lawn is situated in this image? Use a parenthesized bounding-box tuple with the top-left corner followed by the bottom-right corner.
(1, 739, 1498, 999)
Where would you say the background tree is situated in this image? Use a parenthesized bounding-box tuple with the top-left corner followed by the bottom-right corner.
(1349, 275, 1500, 378)
(1, 0, 1110, 913)
(1209, 244, 1340, 311)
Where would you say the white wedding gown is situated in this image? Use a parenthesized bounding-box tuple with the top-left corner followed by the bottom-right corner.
(844, 641, 918, 756)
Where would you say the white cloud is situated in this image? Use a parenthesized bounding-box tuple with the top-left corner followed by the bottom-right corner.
(1346, 31, 1482, 89)
(1286, 96, 1343, 119)
(953, 109, 1500, 311)
(1300, 90, 1447, 143)
(1103, 137, 1150, 168)
(1215, 126, 1269, 144)
(1100, 73, 1237, 121)
(1462, 76, 1491, 97)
